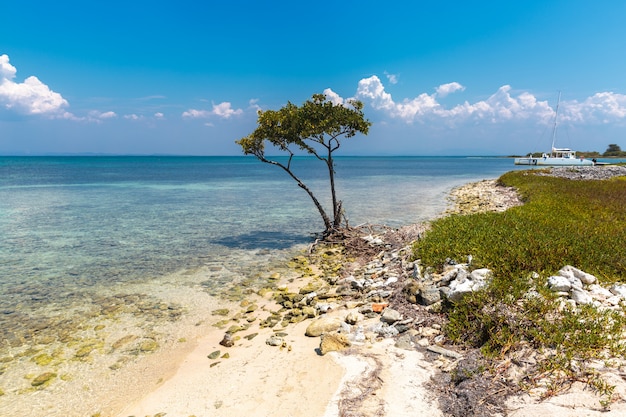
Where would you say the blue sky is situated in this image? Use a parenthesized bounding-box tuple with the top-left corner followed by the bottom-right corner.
(1, 0, 626, 156)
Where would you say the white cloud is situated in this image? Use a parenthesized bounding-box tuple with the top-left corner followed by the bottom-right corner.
(353, 76, 626, 126)
(0, 54, 69, 117)
(435, 82, 465, 97)
(182, 102, 243, 119)
(212, 102, 243, 118)
(563, 92, 626, 123)
(356, 76, 396, 113)
(384, 71, 398, 85)
(182, 109, 212, 118)
(323, 88, 344, 105)
(248, 99, 261, 112)
(98, 111, 117, 119)
(356, 76, 442, 121)
(124, 114, 143, 120)
(154, 112, 164, 119)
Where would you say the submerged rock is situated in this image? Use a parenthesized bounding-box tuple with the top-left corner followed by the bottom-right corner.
(31, 372, 57, 387)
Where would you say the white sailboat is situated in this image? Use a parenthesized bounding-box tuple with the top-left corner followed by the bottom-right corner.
(515, 92, 594, 166)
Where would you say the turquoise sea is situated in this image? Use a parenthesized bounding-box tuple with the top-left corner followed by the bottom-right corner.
(0, 155, 562, 415)
(0, 155, 528, 299)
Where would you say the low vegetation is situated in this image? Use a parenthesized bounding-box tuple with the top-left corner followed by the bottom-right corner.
(582, 143, 626, 158)
(413, 169, 626, 405)
(520, 143, 626, 158)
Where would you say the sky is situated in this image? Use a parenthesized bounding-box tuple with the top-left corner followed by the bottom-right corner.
(1, 0, 626, 156)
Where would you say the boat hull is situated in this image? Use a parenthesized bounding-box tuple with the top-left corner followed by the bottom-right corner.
(514, 157, 594, 166)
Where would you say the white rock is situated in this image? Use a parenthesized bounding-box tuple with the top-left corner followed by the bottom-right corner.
(419, 327, 441, 337)
(559, 265, 597, 284)
(588, 284, 614, 300)
(610, 283, 626, 299)
(316, 303, 335, 314)
(567, 276, 583, 290)
(448, 279, 471, 301)
(571, 287, 593, 305)
(606, 296, 622, 306)
(384, 276, 398, 286)
(548, 275, 572, 292)
(470, 268, 492, 281)
(416, 337, 430, 347)
(471, 279, 488, 292)
(351, 326, 366, 343)
(344, 311, 362, 325)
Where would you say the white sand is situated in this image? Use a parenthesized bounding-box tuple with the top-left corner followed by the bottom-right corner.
(117, 306, 626, 417)
(118, 318, 343, 417)
(118, 311, 443, 417)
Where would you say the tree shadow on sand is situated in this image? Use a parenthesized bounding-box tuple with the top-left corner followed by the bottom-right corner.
(215, 230, 312, 250)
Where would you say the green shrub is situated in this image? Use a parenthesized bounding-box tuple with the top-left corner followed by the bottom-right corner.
(415, 171, 626, 282)
(412, 170, 626, 403)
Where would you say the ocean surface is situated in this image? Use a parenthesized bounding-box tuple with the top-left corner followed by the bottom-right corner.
(0, 155, 529, 414)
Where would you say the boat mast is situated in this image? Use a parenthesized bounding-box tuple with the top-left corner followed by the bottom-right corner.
(550, 91, 561, 155)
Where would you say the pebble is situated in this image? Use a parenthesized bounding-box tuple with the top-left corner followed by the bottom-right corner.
(219, 333, 235, 347)
(427, 345, 462, 359)
(265, 335, 284, 347)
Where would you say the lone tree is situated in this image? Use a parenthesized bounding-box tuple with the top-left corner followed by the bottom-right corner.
(236, 93, 371, 237)
(603, 143, 624, 157)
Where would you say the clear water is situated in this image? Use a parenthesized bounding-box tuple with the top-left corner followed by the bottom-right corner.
(0, 156, 523, 298)
(0, 155, 525, 415)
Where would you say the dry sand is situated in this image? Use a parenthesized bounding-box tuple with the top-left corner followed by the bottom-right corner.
(117, 305, 626, 417)
(117, 177, 626, 417)
(117, 309, 442, 417)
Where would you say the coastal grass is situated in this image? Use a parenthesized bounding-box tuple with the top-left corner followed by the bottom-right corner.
(417, 170, 626, 282)
(413, 169, 626, 404)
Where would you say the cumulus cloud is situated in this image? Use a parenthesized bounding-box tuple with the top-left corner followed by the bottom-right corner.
(182, 101, 243, 119)
(435, 82, 465, 97)
(212, 102, 243, 118)
(563, 92, 626, 123)
(353, 75, 626, 126)
(323, 88, 344, 105)
(356, 76, 397, 112)
(0, 54, 69, 117)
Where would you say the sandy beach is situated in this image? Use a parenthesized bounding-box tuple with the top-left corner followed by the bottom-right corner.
(116, 176, 626, 417)
(117, 299, 443, 417)
(5, 174, 625, 417)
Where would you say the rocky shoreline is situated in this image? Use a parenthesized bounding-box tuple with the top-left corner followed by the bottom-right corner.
(121, 165, 626, 417)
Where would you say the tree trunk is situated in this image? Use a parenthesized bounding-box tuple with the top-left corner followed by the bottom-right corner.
(327, 153, 341, 228)
(262, 158, 333, 233)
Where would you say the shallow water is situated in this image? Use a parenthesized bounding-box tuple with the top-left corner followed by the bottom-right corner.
(0, 155, 524, 415)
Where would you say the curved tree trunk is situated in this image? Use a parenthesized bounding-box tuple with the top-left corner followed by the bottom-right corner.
(260, 157, 333, 233)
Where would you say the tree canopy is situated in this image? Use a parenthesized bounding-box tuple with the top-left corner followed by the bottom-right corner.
(236, 93, 371, 235)
(604, 143, 625, 157)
